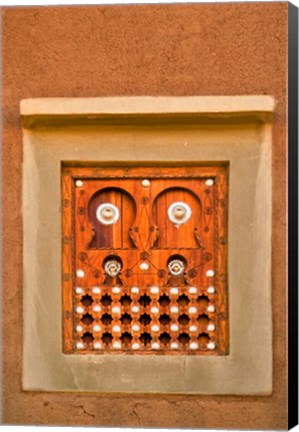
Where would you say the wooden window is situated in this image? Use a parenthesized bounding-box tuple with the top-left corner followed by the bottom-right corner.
(62, 165, 229, 355)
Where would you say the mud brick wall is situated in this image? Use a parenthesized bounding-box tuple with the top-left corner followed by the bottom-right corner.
(2, 3, 287, 428)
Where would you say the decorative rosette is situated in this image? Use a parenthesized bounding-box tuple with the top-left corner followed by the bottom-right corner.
(96, 203, 119, 225)
(104, 260, 122, 277)
(168, 259, 185, 276)
(167, 201, 192, 227)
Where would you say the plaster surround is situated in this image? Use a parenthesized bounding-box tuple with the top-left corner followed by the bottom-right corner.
(21, 96, 273, 394)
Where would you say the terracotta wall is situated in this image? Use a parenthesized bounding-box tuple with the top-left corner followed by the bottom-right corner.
(2, 3, 287, 428)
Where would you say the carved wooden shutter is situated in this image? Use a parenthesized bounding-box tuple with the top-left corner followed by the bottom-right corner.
(62, 165, 228, 355)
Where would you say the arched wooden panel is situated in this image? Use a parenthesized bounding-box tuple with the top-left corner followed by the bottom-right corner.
(88, 187, 136, 249)
(152, 187, 202, 249)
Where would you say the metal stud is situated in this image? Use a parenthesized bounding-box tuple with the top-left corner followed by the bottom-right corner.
(93, 304, 102, 313)
(207, 323, 215, 331)
(75, 180, 83, 187)
(207, 341, 216, 350)
(206, 269, 215, 277)
(93, 324, 101, 332)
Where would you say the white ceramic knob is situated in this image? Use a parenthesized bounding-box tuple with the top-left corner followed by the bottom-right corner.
(76, 269, 84, 278)
(93, 342, 102, 349)
(112, 341, 122, 349)
(75, 287, 83, 295)
(189, 286, 198, 295)
(92, 286, 101, 295)
(112, 325, 121, 333)
(132, 324, 140, 332)
(76, 342, 84, 349)
(170, 323, 179, 332)
(131, 305, 140, 314)
(132, 342, 140, 350)
(150, 286, 159, 295)
(207, 286, 215, 294)
(112, 305, 121, 315)
(169, 287, 179, 295)
(75, 306, 84, 314)
(140, 262, 149, 271)
(141, 179, 151, 187)
(188, 306, 198, 314)
(151, 342, 160, 349)
(205, 179, 214, 186)
(112, 286, 121, 294)
(190, 342, 199, 350)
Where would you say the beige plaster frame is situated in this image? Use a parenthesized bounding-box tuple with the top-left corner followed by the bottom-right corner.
(21, 96, 274, 394)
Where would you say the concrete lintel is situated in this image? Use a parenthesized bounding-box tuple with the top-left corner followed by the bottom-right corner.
(20, 96, 275, 128)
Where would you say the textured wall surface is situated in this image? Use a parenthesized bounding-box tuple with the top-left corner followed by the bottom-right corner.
(2, 3, 287, 428)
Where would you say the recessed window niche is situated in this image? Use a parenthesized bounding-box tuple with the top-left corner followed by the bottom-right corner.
(21, 96, 273, 395)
